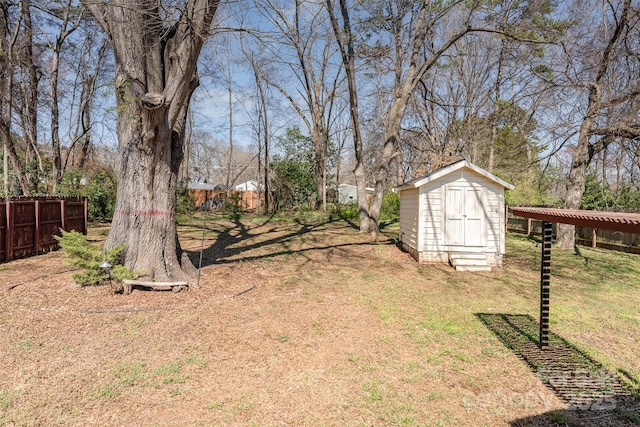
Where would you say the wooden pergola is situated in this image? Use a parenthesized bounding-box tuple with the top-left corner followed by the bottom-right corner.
(509, 207, 640, 349)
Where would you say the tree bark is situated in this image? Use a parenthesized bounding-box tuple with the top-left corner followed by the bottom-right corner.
(20, 0, 41, 191)
(0, 0, 31, 195)
(256, 0, 338, 212)
(75, 37, 109, 170)
(364, 3, 472, 233)
(555, 0, 634, 249)
(326, 0, 371, 231)
(556, 120, 594, 249)
(84, 0, 220, 282)
(369, 109, 405, 232)
(50, 0, 83, 193)
(487, 40, 506, 173)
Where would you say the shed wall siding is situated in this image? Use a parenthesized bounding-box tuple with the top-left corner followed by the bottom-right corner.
(418, 170, 506, 265)
(420, 182, 446, 262)
(399, 188, 420, 253)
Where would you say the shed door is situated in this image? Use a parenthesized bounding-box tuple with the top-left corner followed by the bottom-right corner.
(445, 186, 484, 247)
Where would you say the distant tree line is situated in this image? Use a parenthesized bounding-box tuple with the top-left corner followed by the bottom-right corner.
(1, 0, 639, 260)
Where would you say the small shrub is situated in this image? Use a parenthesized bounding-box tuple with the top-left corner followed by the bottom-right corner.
(224, 192, 244, 213)
(380, 191, 400, 220)
(58, 169, 117, 222)
(176, 181, 196, 215)
(333, 202, 359, 220)
(86, 171, 117, 221)
(55, 229, 138, 286)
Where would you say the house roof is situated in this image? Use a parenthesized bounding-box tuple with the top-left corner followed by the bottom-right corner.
(509, 206, 640, 234)
(338, 183, 375, 192)
(187, 181, 217, 191)
(235, 180, 264, 191)
(187, 181, 226, 191)
(395, 159, 515, 191)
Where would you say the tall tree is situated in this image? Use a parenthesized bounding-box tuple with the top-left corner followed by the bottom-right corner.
(1, 0, 34, 195)
(82, 0, 221, 282)
(355, 0, 568, 232)
(16, 0, 43, 191)
(244, 51, 272, 214)
(48, 0, 84, 192)
(325, 0, 371, 231)
(555, 0, 640, 249)
(357, 1, 483, 233)
(65, 22, 110, 171)
(270, 127, 316, 209)
(254, 0, 342, 211)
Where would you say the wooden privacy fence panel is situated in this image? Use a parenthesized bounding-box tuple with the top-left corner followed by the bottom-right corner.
(507, 212, 640, 254)
(0, 203, 6, 261)
(1, 196, 88, 262)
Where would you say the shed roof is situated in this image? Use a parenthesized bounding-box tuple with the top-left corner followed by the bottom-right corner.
(396, 159, 515, 191)
(509, 206, 640, 234)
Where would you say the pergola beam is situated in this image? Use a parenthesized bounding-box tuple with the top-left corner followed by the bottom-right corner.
(509, 207, 640, 350)
(510, 207, 640, 234)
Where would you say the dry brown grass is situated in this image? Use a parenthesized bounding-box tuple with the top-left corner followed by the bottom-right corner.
(0, 215, 638, 426)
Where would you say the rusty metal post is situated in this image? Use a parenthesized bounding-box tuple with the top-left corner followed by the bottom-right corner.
(539, 221, 552, 349)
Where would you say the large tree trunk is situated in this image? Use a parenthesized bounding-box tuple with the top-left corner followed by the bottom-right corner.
(311, 126, 326, 210)
(85, 0, 220, 283)
(105, 96, 195, 281)
(326, 0, 371, 232)
(50, 45, 63, 192)
(367, 108, 405, 234)
(556, 122, 593, 249)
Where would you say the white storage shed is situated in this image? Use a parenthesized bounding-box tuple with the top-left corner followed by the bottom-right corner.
(396, 160, 515, 271)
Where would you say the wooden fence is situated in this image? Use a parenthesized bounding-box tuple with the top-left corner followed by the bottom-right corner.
(189, 189, 267, 211)
(507, 213, 640, 254)
(0, 196, 88, 262)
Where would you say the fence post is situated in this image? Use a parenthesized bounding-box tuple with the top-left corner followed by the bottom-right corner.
(527, 218, 532, 235)
(592, 228, 597, 248)
(34, 200, 40, 254)
(83, 197, 88, 235)
(505, 205, 509, 232)
(60, 199, 66, 231)
(0, 201, 4, 262)
(6, 200, 13, 261)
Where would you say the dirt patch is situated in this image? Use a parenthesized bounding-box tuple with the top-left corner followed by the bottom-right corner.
(0, 218, 637, 426)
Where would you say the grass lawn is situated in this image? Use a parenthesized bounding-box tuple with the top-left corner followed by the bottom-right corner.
(0, 213, 638, 426)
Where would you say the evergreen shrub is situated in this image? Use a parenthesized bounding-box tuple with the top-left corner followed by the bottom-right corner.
(55, 230, 138, 286)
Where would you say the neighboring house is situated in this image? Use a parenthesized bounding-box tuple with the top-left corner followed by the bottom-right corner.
(396, 159, 514, 271)
(234, 180, 264, 211)
(187, 180, 226, 209)
(337, 183, 374, 204)
(235, 180, 260, 192)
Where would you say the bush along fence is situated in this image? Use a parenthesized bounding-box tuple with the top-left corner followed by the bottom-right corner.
(0, 196, 88, 262)
(507, 211, 640, 254)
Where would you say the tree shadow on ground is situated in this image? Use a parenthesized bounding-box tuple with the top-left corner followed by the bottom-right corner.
(476, 313, 640, 426)
(184, 216, 396, 268)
